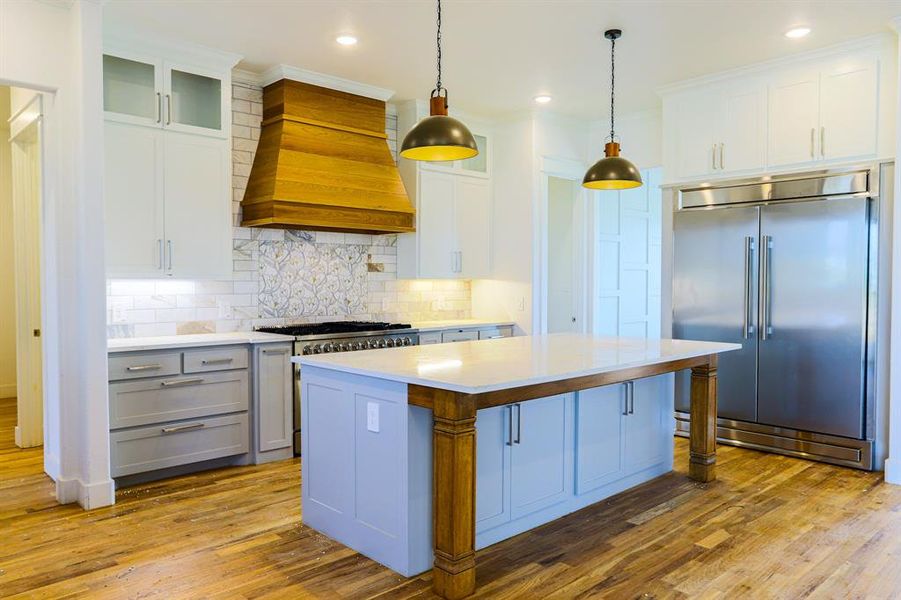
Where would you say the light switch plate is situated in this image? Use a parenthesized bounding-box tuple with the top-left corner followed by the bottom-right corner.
(367, 402, 379, 433)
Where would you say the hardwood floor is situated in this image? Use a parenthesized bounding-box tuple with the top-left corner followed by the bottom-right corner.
(2, 394, 901, 598)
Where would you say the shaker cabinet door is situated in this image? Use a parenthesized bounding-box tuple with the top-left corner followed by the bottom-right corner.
(673, 89, 718, 180)
(819, 59, 878, 162)
(624, 375, 671, 472)
(256, 344, 293, 452)
(476, 405, 512, 532)
(575, 384, 625, 495)
(104, 122, 165, 276)
(417, 170, 457, 278)
(454, 177, 491, 278)
(767, 70, 820, 167)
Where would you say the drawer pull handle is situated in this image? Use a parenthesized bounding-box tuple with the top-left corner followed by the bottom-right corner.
(262, 348, 289, 355)
(201, 358, 233, 365)
(486, 335, 503, 339)
(160, 377, 204, 387)
(126, 364, 163, 372)
(161, 423, 205, 434)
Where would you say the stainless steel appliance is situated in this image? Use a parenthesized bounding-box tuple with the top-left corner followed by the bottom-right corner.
(671, 165, 890, 470)
(256, 321, 419, 455)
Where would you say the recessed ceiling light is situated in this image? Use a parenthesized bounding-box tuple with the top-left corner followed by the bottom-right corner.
(784, 27, 811, 39)
(534, 95, 552, 104)
(336, 35, 358, 46)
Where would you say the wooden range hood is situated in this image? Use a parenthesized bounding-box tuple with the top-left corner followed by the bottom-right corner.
(241, 79, 414, 233)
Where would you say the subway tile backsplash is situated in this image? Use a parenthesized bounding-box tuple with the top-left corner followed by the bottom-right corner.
(106, 80, 471, 338)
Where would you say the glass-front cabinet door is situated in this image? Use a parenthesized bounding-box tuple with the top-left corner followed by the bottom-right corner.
(163, 63, 226, 137)
(458, 133, 489, 175)
(103, 53, 162, 127)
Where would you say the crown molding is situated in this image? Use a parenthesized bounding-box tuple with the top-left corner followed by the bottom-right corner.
(260, 65, 395, 101)
(656, 32, 894, 97)
(104, 33, 242, 70)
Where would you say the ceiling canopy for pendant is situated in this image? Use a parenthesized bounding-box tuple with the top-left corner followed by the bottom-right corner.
(583, 29, 642, 191)
(400, 0, 479, 162)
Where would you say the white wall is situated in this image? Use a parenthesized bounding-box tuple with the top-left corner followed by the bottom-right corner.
(0, 88, 15, 399)
(0, 0, 112, 508)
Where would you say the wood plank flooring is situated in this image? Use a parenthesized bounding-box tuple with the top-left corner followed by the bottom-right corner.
(2, 395, 901, 598)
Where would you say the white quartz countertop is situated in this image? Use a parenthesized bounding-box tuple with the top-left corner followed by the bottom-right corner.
(295, 334, 741, 394)
(108, 331, 296, 353)
(410, 319, 515, 332)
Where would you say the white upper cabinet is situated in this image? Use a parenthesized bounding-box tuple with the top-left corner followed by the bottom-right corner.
(662, 37, 892, 183)
(102, 37, 239, 278)
(396, 100, 493, 280)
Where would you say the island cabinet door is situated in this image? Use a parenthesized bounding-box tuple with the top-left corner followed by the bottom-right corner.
(575, 384, 626, 495)
(510, 394, 573, 520)
(475, 405, 512, 532)
(624, 374, 673, 472)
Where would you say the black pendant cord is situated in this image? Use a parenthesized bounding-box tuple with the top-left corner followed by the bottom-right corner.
(435, 0, 443, 94)
(609, 35, 615, 141)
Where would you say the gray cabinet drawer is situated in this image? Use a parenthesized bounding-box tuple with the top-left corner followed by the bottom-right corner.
(110, 413, 249, 477)
(419, 332, 442, 345)
(109, 370, 249, 430)
(109, 352, 181, 381)
(478, 326, 513, 340)
(183, 346, 248, 373)
(442, 330, 479, 343)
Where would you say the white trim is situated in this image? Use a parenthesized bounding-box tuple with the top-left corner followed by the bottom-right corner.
(260, 64, 395, 101)
(104, 34, 241, 71)
(886, 458, 901, 484)
(54, 476, 115, 509)
(657, 33, 893, 97)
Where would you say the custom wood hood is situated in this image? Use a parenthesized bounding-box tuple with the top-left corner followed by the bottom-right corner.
(241, 79, 414, 233)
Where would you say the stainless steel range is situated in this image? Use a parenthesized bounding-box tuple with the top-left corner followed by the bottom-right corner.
(256, 321, 419, 455)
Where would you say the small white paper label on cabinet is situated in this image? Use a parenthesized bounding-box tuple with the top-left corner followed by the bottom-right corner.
(367, 402, 380, 433)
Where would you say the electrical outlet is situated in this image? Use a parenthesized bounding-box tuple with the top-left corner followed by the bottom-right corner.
(367, 402, 380, 433)
(517, 297, 525, 311)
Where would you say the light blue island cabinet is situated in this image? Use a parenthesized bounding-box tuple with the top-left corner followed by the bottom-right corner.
(296, 334, 739, 599)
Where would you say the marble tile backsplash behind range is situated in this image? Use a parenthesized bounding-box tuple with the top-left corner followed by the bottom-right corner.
(106, 81, 472, 338)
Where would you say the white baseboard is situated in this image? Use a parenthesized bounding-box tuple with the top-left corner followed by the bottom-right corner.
(0, 383, 16, 398)
(885, 457, 901, 485)
(55, 477, 115, 509)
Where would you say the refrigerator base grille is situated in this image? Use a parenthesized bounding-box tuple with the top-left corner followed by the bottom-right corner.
(674, 412, 874, 471)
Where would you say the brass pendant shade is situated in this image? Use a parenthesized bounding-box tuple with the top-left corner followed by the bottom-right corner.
(400, 0, 479, 162)
(583, 28, 642, 190)
(583, 141, 642, 190)
(400, 93, 479, 161)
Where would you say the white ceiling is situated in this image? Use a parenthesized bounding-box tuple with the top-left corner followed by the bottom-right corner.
(103, 0, 901, 120)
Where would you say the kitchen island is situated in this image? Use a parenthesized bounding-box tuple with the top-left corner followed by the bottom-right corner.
(295, 334, 739, 599)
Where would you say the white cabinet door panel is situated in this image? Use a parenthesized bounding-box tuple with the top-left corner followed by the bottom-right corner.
(510, 395, 570, 519)
(104, 122, 164, 276)
(624, 375, 670, 471)
(819, 59, 878, 162)
(768, 70, 819, 167)
(674, 89, 718, 180)
(476, 405, 512, 532)
(163, 132, 231, 278)
(575, 384, 625, 494)
(721, 82, 766, 173)
(417, 170, 456, 278)
(455, 177, 491, 278)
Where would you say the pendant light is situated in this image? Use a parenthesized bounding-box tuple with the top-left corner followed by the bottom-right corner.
(400, 0, 479, 162)
(583, 29, 642, 190)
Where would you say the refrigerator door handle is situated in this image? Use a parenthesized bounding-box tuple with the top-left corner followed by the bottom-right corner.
(760, 235, 772, 340)
(743, 236, 755, 338)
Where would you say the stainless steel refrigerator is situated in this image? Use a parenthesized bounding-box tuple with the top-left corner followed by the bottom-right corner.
(672, 165, 889, 470)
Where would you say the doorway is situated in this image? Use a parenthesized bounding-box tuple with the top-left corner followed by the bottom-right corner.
(0, 85, 45, 452)
(546, 176, 581, 333)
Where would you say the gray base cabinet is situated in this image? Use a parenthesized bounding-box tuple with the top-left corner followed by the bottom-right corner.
(251, 343, 294, 463)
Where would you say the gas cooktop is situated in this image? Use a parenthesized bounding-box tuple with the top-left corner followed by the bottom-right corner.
(256, 321, 412, 338)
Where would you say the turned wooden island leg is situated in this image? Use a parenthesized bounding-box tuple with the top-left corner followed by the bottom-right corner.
(431, 390, 477, 599)
(689, 355, 718, 482)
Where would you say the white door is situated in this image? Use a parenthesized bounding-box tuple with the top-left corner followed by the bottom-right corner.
(104, 122, 165, 276)
(624, 375, 670, 471)
(674, 88, 719, 179)
(417, 170, 457, 278)
(575, 384, 625, 494)
(163, 131, 231, 278)
(819, 59, 878, 162)
(768, 69, 820, 167)
(720, 80, 766, 174)
(547, 176, 579, 333)
(454, 176, 491, 278)
(475, 405, 512, 532)
(510, 395, 570, 519)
